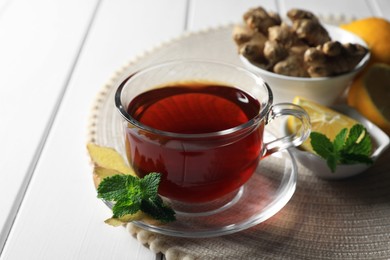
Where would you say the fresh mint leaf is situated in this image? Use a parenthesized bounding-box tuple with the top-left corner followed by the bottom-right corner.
(326, 155, 338, 173)
(97, 173, 176, 223)
(141, 196, 176, 223)
(340, 152, 373, 165)
(140, 172, 160, 199)
(112, 197, 141, 218)
(310, 132, 334, 159)
(311, 132, 340, 172)
(333, 128, 348, 151)
(310, 124, 373, 173)
(343, 124, 372, 155)
(97, 175, 135, 201)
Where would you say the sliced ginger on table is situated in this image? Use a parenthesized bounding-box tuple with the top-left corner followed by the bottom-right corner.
(87, 143, 161, 226)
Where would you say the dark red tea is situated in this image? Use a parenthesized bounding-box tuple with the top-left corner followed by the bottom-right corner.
(125, 82, 264, 203)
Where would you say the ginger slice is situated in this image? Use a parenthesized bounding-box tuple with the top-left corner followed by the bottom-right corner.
(105, 212, 160, 227)
(87, 143, 136, 176)
(87, 143, 165, 227)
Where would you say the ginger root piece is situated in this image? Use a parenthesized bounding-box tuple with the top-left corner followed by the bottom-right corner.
(266, 23, 309, 75)
(265, 23, 306, 68)
(232, 25, 255, 45)
(268, 23, 301, 47)
(287, 9, 330, 46)
(243, 7, 281, 35)
(274, 56, 306, 77)
(232, 24, 269, 65)
(304, 41, 368, 77)
(273, 45, 310, 77)
(233, 6, 367, 78)
(293, 19, 331, 46)
(236, 29, 268, 63)
(287, 8, 319, 22)
(322, 40, 343, 56)
(264, 40, 288, 65)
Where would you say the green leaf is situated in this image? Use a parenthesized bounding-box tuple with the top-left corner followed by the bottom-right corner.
(97, 172, 176, 223)
(356, 132, 372, 155)
(326, 155, 338, 173)
(310, 132, 334, 159)
(112, 197, 142, 218)
(344, 124, 364, 148)
(97, 175, 136, 201)
(141, 196, 176, 223)
(309, 124, 373, 173)
(140, 172, 160, 199)
(343, 124, 372, 155)
(340, 152, 374, 165)
(333, 128, 348, 151)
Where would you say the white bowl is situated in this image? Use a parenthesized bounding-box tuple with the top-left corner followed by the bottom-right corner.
(289, 105, 390, 180)
(240, 24, 371, 105)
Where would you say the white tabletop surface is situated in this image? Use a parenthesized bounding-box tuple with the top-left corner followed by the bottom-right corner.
(0, 0, 389, 259)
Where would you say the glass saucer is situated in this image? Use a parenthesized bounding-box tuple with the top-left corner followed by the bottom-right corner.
(131, 143, 297, 238)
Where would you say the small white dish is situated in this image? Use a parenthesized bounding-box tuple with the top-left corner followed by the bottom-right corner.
(240, 24, 371, 105)
(289, 105, 390, 180)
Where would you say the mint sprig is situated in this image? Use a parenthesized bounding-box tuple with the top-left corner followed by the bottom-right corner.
(97, 172, 176, 223)
(310, 124, 373, 172)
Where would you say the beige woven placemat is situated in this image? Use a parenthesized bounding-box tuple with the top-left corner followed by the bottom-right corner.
(127, 156, 390, 260)
(88, 24, 390, 260)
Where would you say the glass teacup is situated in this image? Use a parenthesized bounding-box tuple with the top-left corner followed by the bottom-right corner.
(115, 60, 310, 214)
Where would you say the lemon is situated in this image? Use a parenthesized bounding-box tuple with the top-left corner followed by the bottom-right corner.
(341, 17, 390, 65)
(288, 97, 359, 153)
(347, 63, 390, 135)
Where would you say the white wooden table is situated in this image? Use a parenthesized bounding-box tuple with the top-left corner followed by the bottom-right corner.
(0, 0, 389, 259)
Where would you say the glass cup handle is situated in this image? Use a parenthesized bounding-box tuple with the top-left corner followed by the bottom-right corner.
(263, 103, 311, 157)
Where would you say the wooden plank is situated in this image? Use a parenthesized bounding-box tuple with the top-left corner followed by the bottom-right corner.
(0, 0, 99, 251)
(187, 0, 278, 30)
(1, 0, 187, 259)
(279, 0, 374, 21)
